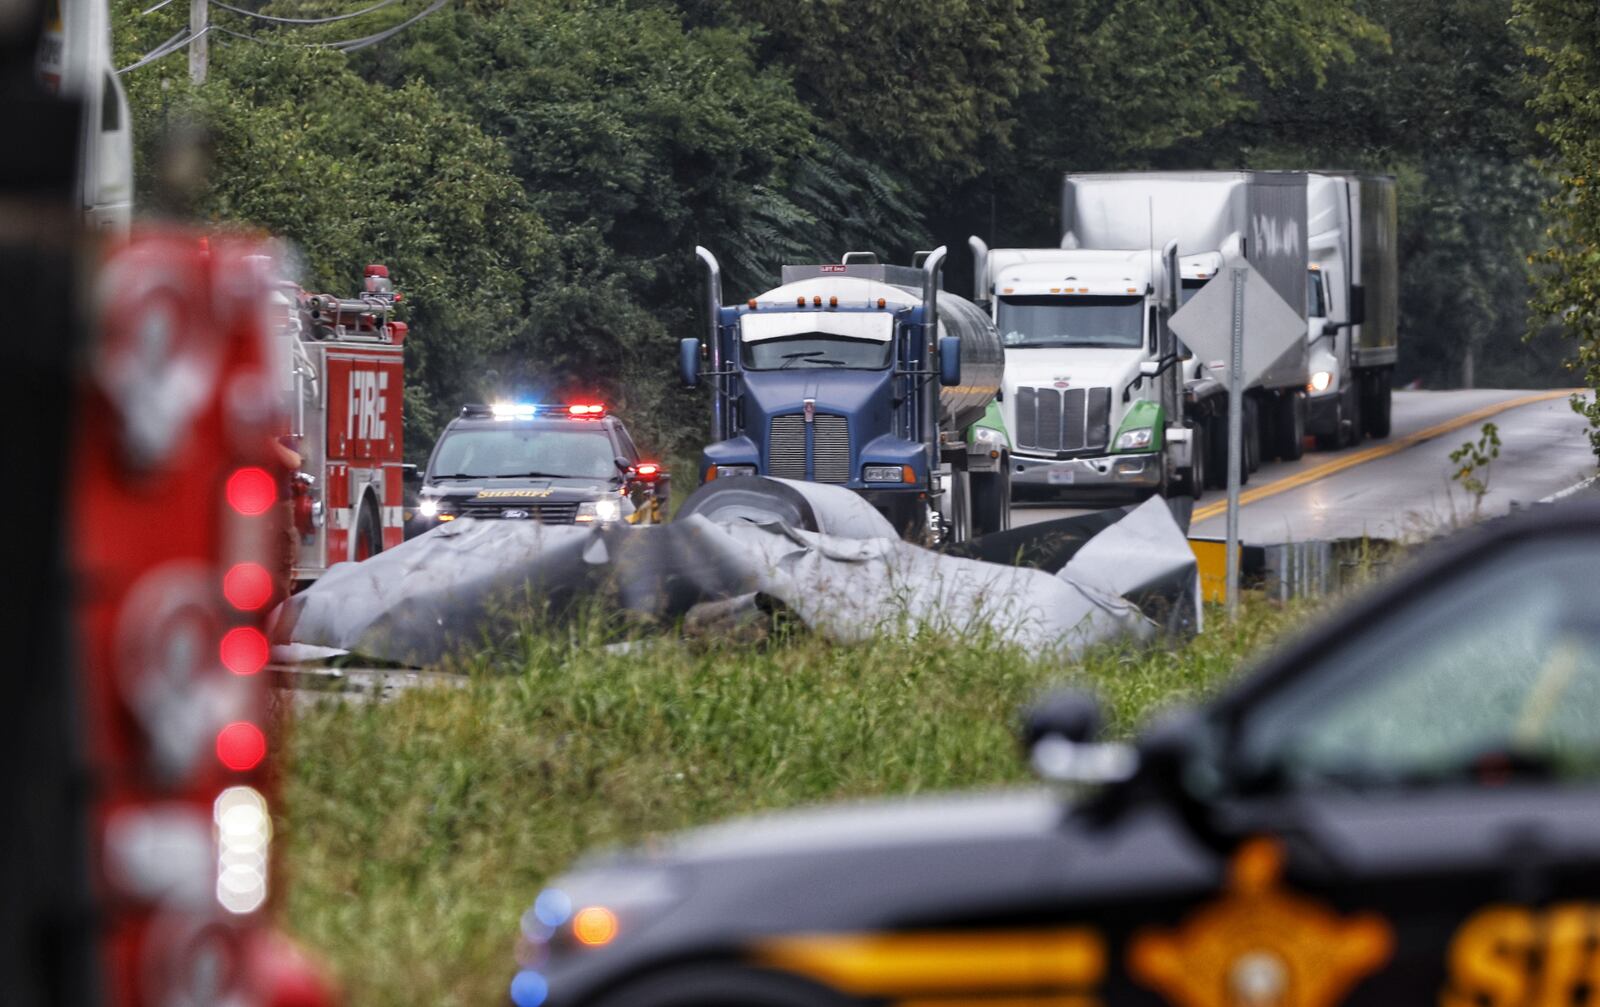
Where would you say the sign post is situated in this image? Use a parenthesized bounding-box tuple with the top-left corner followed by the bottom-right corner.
(1226, 269, 1245, 618)
(1169, 252, 1306, 620)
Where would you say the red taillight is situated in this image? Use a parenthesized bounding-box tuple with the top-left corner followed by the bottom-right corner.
(220, 627, 270, 676)
(226, 467, 277, 516)
(567, 403, 606, 417)
(216, 722, 267, 772)
(634, 462, 660, 482)
(223, 563, 274, 611)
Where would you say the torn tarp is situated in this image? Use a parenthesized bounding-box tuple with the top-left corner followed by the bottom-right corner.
(276, 489, 1199, 666)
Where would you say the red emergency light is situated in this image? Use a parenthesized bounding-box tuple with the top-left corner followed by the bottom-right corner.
(567, 403, 606, 417)
(633, 462, 661, 482)
(216, 720, 267, 772)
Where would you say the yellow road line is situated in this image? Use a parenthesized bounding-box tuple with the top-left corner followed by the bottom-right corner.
(1191, 390, 1579, 522)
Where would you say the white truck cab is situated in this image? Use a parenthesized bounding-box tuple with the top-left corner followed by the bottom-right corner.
(974, 243, 1201, 501)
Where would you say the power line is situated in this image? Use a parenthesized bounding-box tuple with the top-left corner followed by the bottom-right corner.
(117, 0, 449, 72)
(207, 0, 406, 27)
(329, 0, 448, 51)
(116, 26, 199, 74)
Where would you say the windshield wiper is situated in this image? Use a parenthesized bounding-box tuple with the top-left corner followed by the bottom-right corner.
(779, 350, 825, 369)
(431, 473, 480, 480)
(500, 471, 575, 479)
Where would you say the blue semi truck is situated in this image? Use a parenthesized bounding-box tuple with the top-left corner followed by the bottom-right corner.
(678, 248, 1008, 543)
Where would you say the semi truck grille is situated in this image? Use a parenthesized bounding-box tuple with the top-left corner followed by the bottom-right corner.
(768, 414, 851, 483)
(458, 501, 580, 523)
(770, 415, 807, 480)
(1014, 386, 1113, 455)
(812, 416, 850, 483)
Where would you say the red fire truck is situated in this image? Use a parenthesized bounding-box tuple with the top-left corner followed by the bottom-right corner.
(62, 230, 337, 1005)
(277, 266, 408, 587)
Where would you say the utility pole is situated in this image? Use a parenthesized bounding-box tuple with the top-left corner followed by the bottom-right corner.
(189, 0, 207, 84)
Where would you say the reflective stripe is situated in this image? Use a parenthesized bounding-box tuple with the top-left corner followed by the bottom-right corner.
(330, 507, 353, 530)
(383, 506, 403, 527)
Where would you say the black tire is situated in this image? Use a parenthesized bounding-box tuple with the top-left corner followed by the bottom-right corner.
(1205, 413, 1227, 490)
(970, 461, 1011, 536)
(1242, 398, 1257, 483)
(1276, 391, 1306, 461)
(1344, 383, 1364, 449)
(1364, 368, 1393, 438)
(589, 964, 853, 1007)
(355, 500, 382, 562)
(1185, 423, 1206, 500)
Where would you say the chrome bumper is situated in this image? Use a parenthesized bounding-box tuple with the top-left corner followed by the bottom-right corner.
(1011, 452, 1163, 491)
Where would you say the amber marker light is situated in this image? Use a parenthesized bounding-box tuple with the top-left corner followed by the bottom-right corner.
(572, 906, 619, 947)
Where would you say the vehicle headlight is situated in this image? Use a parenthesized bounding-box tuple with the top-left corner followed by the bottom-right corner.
(1309, 370, 1333, 393)
(710, 464, 757, 479)
(418, 498, 439, 518)
(972, 427, 1004, 447)
(576, 498, 622, 524)
(513, 869, 686, 1003)
(1116, 428, 1154, 451)
(863, 464, 909, 482)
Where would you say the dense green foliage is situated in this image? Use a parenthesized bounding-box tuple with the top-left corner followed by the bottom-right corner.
(282, 599, 1308, 1004)
(1520, 0, 1600, 457)
(112, 0, 1578, 461)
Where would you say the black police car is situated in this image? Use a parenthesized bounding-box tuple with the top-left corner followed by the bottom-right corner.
(410, 403, 659, 533)
(512, 498, 1600, 1007)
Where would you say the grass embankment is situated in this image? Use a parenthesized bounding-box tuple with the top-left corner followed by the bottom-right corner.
(281, 598, 1311, 1005)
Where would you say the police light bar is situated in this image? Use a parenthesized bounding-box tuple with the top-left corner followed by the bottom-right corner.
(459, 402, 608, 420)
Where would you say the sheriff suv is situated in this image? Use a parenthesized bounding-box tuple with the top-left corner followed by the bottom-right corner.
(512, 497, 1600, 1007)
(409, 403, 663, 534)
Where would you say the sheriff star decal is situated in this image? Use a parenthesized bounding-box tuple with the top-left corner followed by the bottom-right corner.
(1128, 838, 1394, 1007)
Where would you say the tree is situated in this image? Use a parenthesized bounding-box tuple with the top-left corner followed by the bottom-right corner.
(114, 9, 548, 451)
(1519, 0, 1600, 455)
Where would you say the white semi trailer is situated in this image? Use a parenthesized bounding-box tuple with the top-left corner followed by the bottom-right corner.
(1305, 172, 1398, 447)
(971, 170, 1309, 502)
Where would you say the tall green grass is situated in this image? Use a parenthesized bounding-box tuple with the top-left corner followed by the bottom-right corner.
(279, 597, 1310, 1005)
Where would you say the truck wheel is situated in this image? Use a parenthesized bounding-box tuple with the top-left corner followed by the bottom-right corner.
(1344, 384, 1364, 449)
(1242, 399, 1258, 483)
(1276, 391, 1305, 461)
(354, 500, 382, 562)
(1183, 426, 1206, 501)
(1204, 415, 1226, 490)
(587, 964, 853, 1007)
(1364, 369, 1393, 438)
(971, 461, 1010, 536)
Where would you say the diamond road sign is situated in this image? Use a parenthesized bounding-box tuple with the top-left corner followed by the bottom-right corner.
(1169, 256, 1305, 389)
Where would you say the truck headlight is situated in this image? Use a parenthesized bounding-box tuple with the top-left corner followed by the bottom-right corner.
(863, 464, 910, 483)
(1116, 428, 1154, 451)
(709, 464, 757, 479)
(576, 499, 622, 523)
(1309, 370, 1333, 392)
(972, 427, 1004, 447)
(418, 498, 439, 518)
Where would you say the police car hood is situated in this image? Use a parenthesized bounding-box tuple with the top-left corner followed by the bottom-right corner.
(663, 788, 1062, 863)
(555, 789, 1078, 937)
(428, 475, 613, 502)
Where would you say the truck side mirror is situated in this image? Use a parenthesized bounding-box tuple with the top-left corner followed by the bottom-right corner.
(938, 335, 962, 387)
(400, 463, 421, 485)
(679, 337, 701, 388)
(1138, 360, 1161, 378)
(1348, 284, 1366, 327)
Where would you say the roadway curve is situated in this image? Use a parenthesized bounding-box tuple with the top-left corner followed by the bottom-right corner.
(1011, 389, 1597, 543)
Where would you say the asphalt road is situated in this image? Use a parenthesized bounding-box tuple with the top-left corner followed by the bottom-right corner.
(1011, 389, 1597, 544)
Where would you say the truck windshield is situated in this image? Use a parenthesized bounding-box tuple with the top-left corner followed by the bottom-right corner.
(997, 295, 1144, 349)
(741, 336, 893, 370)
(430, 427, 615, 480)
(740, 311, 894, 370)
